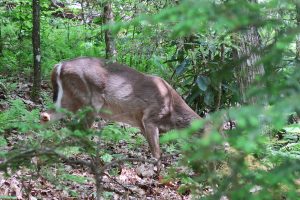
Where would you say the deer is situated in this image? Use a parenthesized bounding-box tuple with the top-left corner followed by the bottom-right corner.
(40, 57, 202, 164)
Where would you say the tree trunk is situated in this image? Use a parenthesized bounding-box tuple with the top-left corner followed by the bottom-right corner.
(103, 1, 117, 61)
(296, 2, 300, 62)
(294, 2, 300, 119)
(236, 0, 264, 104)
(237, 25, 264, 104)
(31, 0, 41, 102)
(216, 43, 225, 111)
(0, 20, 3, 56)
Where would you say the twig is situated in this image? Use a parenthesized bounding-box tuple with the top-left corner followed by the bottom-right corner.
(100, 157, 158, 175)
(103, 172, 136, 195)
(93, 144, 103, 200)
(43, 149, 92, 167)
(0, 148, 92, 169)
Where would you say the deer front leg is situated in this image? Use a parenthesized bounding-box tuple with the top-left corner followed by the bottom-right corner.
(144, 124, 160, 159)
(142, 120, 161, 172)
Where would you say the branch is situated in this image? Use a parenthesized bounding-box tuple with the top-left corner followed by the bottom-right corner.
(39, 148, 92, 167)
(0, 148, 91, 170)
(103, 172, 136, 195)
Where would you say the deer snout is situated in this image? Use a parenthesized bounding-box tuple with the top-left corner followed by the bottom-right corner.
(40, 112, 51, 123)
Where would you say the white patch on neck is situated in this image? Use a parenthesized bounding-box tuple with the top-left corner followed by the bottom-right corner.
(55, 63, 63, 108)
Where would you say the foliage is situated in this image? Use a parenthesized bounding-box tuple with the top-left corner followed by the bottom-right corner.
(163, 103, 300, 199)
(1, 0, 300, 199)
(0, 99, 40, 133)
(156, 0, 300, 199)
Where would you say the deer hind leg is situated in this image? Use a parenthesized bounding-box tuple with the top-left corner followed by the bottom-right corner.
(81, 98, 104, 129)
(81, 111, 97, 129)
(63, 71, 105, 129)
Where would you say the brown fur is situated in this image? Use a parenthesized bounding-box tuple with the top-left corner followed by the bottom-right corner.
(41, 57, 202, 160)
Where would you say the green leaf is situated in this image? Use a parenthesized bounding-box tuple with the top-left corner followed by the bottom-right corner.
(196, 75, 211, 91)
(0, 136, 7, 147)
(101, 153, 113, 163)
(175, 59, 190, 75)
(62, 174, 87, 184)
(204, 91, 214, 106)
(0, 196, 17, 200)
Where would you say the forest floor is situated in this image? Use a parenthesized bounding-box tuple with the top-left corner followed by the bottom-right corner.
(2, 74, 299, 199)
(0, 75, 194, 199)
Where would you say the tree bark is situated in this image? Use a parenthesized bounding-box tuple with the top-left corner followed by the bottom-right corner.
(0, 19, 3, 56)
(296, 2, 300, 62)
(103, 1, 117, 61)
(31, 0, 41, 102)
(216, 43, 225, 111)
(236, 0, 264, 104)
(237, 26, 264, 104)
